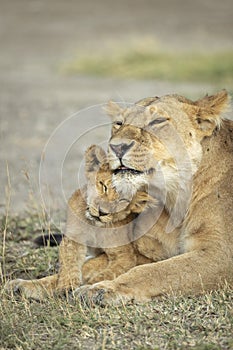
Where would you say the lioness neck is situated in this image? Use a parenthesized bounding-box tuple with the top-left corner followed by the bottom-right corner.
(193, 121, 233, 199)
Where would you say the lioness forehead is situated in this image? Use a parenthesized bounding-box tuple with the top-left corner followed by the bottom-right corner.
(121, 99, 182, 128)
(121, 106, 150, 128)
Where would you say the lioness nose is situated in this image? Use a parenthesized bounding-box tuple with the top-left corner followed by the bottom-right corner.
(110, 141, 134, 158)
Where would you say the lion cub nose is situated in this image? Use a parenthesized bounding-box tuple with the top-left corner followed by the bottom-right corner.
(110, 141, 134, 158)
(99, 209, 109, 216)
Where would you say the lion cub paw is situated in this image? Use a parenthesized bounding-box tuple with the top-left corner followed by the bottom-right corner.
(5, 279, 25, 295)
(5, 279, 53, 300)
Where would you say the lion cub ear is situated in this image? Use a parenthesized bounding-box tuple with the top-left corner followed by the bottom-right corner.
(85, 145, 106, 179)
(194, 90, 231, 136)
(103, 100, 123, 119)
(130, 192, 156, 213)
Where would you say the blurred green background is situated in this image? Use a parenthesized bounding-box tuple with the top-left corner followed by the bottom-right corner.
(63, 46, 233, 89)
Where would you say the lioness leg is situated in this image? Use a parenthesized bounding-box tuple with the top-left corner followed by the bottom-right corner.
(75, 249, 230, 305)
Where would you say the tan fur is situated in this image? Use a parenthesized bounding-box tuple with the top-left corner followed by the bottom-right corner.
(74, 90, 233, 305)
(6, 146, 153, 299)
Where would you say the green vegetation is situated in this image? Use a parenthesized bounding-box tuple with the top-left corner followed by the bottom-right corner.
(1, 214, 233, 349)
(62, 48, 233, 88)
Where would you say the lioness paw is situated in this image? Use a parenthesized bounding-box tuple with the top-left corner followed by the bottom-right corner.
(73, 281, 131, 306)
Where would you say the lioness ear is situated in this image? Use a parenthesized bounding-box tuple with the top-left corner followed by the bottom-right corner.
(103, 100, 123, 119)
(85, 145, 106, 178)
(194, 90, 231, 136)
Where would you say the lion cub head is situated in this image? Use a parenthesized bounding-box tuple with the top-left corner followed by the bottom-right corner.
(84, 145, 153, 225)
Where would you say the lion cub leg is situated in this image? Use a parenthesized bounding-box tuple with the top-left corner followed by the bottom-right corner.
(87, 244, 137, 284)
(5, 274, 59, 300)
(82, 250, 152, 284)
(6, 236, 87, 299)
(56, 235, 87, 292)
(82, 253, 108, 283)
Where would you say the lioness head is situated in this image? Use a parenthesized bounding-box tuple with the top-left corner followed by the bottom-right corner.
(84, 145, 153, 224)
(106, 91, 230, 195)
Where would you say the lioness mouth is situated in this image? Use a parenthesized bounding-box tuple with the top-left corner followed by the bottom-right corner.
(113, 166, 143, 175)
(114, 166, 155, 176)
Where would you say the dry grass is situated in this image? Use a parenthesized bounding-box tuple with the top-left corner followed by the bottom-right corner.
(1, 214, 233, 350)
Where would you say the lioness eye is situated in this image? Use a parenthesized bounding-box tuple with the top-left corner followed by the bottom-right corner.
(149, 117, 167, 126)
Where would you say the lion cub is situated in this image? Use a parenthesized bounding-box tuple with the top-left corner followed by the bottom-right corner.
(6, 145, 153, 299)
(61, 144, 154, 289)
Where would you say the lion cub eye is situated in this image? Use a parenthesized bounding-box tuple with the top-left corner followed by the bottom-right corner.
(100, 181, 108, 193)
(148, 117, 167, 126)
(114, 121, 123, 127)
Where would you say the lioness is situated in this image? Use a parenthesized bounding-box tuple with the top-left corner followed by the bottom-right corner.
(6, 145, 152, 299)
(74, 90, 233, 305)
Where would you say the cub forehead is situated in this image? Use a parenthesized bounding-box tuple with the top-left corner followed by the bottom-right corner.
(96, 170, 112, 184)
